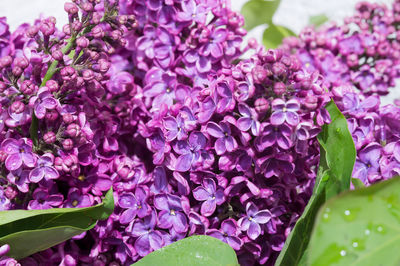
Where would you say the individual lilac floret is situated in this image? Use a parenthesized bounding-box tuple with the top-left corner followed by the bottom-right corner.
(1, 138, 37, 171)
(192, 178, 225, 217)
(238, 202, 272, 240)
(206, 121, 238, 155)
(352, 142, 382, 184)
(236, 103, 260, 136)
(257, 123, 292, 150)
(65, 188, 93, 208)
(29, 153, 59, 183)
(176, 0, 207, 24)
(207, 219, 243, 250)
(130, 210, 164, 257)
(29, 87, 58, 119)
(270, 99, 300, 126)
(118, 187, 151, 224)
(154, 193, 188, 233)
(173, 131, 207, 172)
(163, 114, 189, 141)
(28, 188, 63, 210)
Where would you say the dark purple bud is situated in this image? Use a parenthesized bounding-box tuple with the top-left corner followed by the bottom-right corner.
(52, 49, 63, 61)
(0, 56, 12, 68)
(46, 80, 59, 92)
(5, 186, 18, 200)
(10, 101, 25, 114)
(45, 109, 59, 121)
(82, 69, 94, 81)
(43, 131, 56, 144)
(252, 65, 267, 83)
(63, 24, 71, 35)
(40, 20, 55, 36)
(13, 57, 29, 69)
(12, 66, 23, 76)
(60, 66, 77, 81)
(81, 2, 93, 12)
(0, 150, 7, 162)
(98, 59, 110, 73)
(273, 82, 286, 96)
(110, 30, 122, 41)
(21, 80, 37, 95)
(62, 138, 74, 150)
(63, 113, 74, 124)
(66, 123, 81, 137)
(91, 25, 104, 38)
(64, 2, 79, 14)
(26, 25, 39, 38)
(76, 77, 84, 87)
(247, 37, 258, 49)
(118, 15, 128, 25)
(255, 98, 269, 113)
(71, 21, 82, 32)
(92, 12, 103, 24)
(272, 62, 286, 76)
(304, 95, 318, 109)
(347, 54, 358, 67)
(76, 36, 89, 48)
(263, 49, 282, 63)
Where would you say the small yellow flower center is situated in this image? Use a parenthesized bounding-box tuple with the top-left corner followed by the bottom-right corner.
(282, 107, 287, 112)
(224, 132, 228, 137)
(137, 204, 142, 209)
(249, 217, 253, 221)
(166, 88, 171, 93)
(78, 175, 85, 181)
(170, 209, 176, 215)
(72, 200, 79, 207)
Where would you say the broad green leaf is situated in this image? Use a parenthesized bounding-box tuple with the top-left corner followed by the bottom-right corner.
(352, 178, 365, 189)
(275, 100, 356, 266)
(134, 235, 239, 266)
(309, 14, 328, 27)
(318, 101, 356, 199)
(262, 24, 295, 49)
(241, 0, 281, 31)
(0, 189, 114, 259)
(309, 177, 400, 266)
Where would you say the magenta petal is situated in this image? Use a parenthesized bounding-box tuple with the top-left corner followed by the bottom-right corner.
(200, 199, 216, 216)
(248, 222, 261, 240)
(135, 234, 151, 257)
(215, 138, 226, 155)
(237, 117, 252, 131)
(158, 211, 174, 229)
(29, 168, 44, 183)
(2, 139, 20, 154)
(206, 122, 224, 138)
(154, 194, 169, 211)
(253, 210, 272, 224)
(270, 111, 285, 125)
(222, 219, 237, 235)
(22, 153, 37, 168)
(35, 104, 46, 119)
(42, 97, 57, 109)
(148, 231, 163, 251)
(225, 136, 237, 152)
(193, 186, 209, 201)
(286, 112, 299, 126)
(172, 212, 187, 233)
(120, 208, 137, 224)
(175, 153, 193, 172)
(238, 217, 251, 231)
(5, 153, 22, 171)
(143, 82, 165, 97)
(119, 193, 137, 208)
(226, 236, 242, 250)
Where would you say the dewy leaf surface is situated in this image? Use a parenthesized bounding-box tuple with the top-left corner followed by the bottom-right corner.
(275, 100, 356, 266)
(0, 189, 114, 259)
(134, 235, 239, 266)
(241, 0, 281, 31)
(309, 177, 400, 266)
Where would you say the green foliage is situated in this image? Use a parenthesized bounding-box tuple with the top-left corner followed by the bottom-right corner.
(275, 101, 356, 266)
(241, 0, 281, 31)
(309, 14, 328, 27)
(134, 235, 239, 266)
(309, 177, 400, 266)
(262, 24, 295, 49)
(0, 189, 114, 259)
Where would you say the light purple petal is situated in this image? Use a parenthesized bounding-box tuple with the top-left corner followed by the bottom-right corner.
(248, 222, 261, 240)
(120, 208, 137, 224)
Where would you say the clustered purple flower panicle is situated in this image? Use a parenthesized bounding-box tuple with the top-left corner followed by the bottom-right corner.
(4, 0, 400, 265)
(281, 0, 400, 188)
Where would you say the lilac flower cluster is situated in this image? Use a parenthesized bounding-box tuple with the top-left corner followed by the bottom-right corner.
(281, 0, 400, 187)
(282, 1, 400, 96)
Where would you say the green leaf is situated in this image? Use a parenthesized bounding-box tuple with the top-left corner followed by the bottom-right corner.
(262, 24, 295, 49)
(241, 0, 281, 31)
(29, 114, 39, 147)
(318, 101, 356, 199)
(0, 189, 114, 259)
(352, 178, 365, 189)
(134, 235, 239, 266)
(275, 100, 356, 266)
(309, 177, 400, 266)
(309, 14, 328, 27)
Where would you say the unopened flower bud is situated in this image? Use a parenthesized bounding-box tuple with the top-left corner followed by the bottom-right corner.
(98, 59, 110, 73)
(71, 20, 82, 32)
(66, 123, 81, 137)
(61, 66, 77, 81)
(20, 80, 38, 95)
(62, 138, 74, 150)
(76, 36, 89, 48)
(26, 25, 39, 38)
(81, 2, 93, 12)
(273, 82, 286, 96)
(254, 98, 270, 113)
(304, 95, 318, 110)
(5, 186, 18, 200)
(43, 131, 56, 144)
(45, 109, 59, 121)
(63, 113, 74, 124)
(52, 49, 64, 61)
(82, 69, 94, 81)
(12, 66, 23, 76)
(10, 101, 25, 114)
(64, 2, 79, 14)
(46, 80, 59, 92)
(252, 65, 267, 83)
(40, 20, 55, 36)
(0, 56, 12, 68)
(91, 25, 104, 38)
